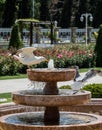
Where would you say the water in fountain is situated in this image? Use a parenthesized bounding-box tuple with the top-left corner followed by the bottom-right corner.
(48, 59, 54, 69)
(5, 112, 96, 126)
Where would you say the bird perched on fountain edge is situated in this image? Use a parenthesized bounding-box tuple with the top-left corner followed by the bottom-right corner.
(13, 47, 48, 68)
(70, 66, 102, 91)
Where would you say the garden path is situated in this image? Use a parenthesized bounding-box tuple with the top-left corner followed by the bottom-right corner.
(0, 73, 102, 93)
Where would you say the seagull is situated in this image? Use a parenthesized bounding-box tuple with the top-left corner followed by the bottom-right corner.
(13, 47, 47, 68)
(70, 66, 102, 92)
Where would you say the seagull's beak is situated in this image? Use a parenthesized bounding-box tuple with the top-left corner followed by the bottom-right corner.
(45, 59, 48, 62)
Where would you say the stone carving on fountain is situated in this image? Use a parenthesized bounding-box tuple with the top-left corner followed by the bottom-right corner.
(0, 47, 102, 130)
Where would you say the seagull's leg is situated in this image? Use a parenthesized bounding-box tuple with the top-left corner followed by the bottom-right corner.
(28, 65, 32, 70)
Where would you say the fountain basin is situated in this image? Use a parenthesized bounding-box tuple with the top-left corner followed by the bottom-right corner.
(12, 90, 91, 106)
(0, 112, 102, 130)
(27, 68, 76, 82)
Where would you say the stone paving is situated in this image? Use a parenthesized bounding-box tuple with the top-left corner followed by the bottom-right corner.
(0, 73, 102, 93)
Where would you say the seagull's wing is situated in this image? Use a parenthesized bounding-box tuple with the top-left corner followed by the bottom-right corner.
(81, 69, 96, 82)
(17, 47, 36, 58)
(34, 56, 44, 60)
(75, 75, 84, 82)
(71, 82, 84, 91)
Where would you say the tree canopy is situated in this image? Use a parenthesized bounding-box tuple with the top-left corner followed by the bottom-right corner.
(1, 0, 102, 28)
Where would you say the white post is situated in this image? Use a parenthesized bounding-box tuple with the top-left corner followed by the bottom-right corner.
(80, 13, 93, 46)
(85, 13, 88, 45)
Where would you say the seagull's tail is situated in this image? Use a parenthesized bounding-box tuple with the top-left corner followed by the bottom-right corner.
(81, 69, 97, 82)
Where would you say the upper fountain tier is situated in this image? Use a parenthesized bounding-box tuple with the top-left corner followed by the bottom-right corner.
(27, 68, 76, 82)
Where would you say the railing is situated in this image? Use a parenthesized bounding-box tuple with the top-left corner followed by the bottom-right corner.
(0, 27, 99, 48)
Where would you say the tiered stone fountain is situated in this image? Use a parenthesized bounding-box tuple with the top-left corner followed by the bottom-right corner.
(0, 67, 102, 130)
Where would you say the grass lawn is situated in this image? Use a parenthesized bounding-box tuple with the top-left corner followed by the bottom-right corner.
(79, 67, 102, 73)
(0, 93, 12, 104)
(0, 74, 27, 80)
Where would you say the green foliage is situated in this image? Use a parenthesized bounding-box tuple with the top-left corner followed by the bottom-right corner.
(2, 0, 16, 27)
(60, 0, 72, 28)
(34, 0, 41, 19)
(18, 0, 32, 18)
(0, 74, 27, 80)
(0, 44, 97, 76)
(9, 24, 23, 49)
(94, 24, 102, 67)
(39, 0, 50, 21)
(0, 93, 12, 104)
(0, 0, 102, 28)
(93, 1, 102, 27)
(83, 84, 102, 98)
(0, 56, 26, 76)
(0, 0, 5, 24)
(93, 32, 98, 39)
(59, 85, 71, 89)
(34, 44, 95, 68)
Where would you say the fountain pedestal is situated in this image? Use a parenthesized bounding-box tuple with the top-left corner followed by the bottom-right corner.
(44, 107, 59, 123)
(43, 82, 59, 95)
(43, 82, 59, 122)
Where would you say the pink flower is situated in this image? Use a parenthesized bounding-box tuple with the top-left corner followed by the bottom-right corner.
(57, 54, 63, 58)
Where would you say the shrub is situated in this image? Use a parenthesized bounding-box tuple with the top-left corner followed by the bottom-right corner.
(9, 23, 23, 49)
(34, 44, 95, 68)
(83, 84, 102, 98)
(0, 56, 26, 76)
(0, 44, 96, 75)
(59, 84, 102, 98)
(94, 24, 102, 67)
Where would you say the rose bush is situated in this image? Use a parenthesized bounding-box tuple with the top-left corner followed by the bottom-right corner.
(0, 43, 95, 76)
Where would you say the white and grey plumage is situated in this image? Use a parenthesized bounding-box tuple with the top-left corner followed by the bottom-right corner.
(71, 66, 102, 91)
(13, 47, 47, 67)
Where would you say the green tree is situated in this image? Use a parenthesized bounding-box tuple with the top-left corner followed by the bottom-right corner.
(18, 0, 32, 18)
(60, 0, 72, 28)
(94, 24, 102, 67)
(75, 0, 90, 28)
(93, 0, 102, 28)
(9, 24, 23, 49)
(0, 0, 5, 26)
(34, 0, 41, 19)
(39, 0, 50, 21)
(70, 0, 80, 27)
(2, 0, 17, 27)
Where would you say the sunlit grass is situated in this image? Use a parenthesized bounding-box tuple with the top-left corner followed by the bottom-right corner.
(0, 93, 12, 104)
(0, 74, 27, 80)
(79, 67, 102, 73)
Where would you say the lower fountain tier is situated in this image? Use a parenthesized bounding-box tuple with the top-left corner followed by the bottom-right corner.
(0, 112, 102, 130)
(12, 90, 91, 106)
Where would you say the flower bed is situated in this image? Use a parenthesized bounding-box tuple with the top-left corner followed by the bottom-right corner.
(0, 44, 95, 76)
